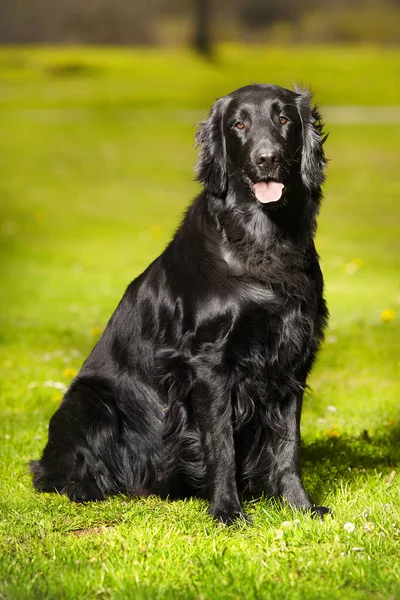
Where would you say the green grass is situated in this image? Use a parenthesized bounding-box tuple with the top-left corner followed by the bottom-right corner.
(0, 46, 399, 600)
(1, 44, 399, 108)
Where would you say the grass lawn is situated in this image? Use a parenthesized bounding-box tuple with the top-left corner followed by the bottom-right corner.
(0, 46, 399, 599)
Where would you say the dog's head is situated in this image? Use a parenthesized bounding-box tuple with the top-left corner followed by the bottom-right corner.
(196, 84, 327, 204)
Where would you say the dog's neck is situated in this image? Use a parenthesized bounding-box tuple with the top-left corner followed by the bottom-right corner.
(203, 182, 321, 282)
(209, 179, 320, 247)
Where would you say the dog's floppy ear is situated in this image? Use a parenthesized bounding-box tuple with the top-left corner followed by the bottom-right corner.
(295, 88, 328, 192)
(195, 97, 229, 196)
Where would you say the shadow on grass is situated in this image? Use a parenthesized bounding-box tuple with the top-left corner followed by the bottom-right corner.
(302, 425, 400, 501)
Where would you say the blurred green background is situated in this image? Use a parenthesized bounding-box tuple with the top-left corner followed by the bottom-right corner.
(0, 45, 399, 432)
(0, 3, 399, 598)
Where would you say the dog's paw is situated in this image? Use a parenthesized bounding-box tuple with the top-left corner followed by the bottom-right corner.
(209, 505, 251, 525)
(61, 481, 105, 503)
(310, 505, 332, 519)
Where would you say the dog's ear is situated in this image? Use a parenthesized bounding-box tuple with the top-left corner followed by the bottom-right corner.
(195, 97, 229, 196)
(295, 88, 328, 192)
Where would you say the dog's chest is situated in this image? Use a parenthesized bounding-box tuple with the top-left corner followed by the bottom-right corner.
(227, 278, 319, 374)
(224, 242, 321, 367)
(269, 298, 317, 364)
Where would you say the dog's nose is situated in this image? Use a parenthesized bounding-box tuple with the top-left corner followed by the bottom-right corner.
(255, 151, 281, 170)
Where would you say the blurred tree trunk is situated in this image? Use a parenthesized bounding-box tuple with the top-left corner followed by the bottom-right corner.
(194, 0, 212, 55)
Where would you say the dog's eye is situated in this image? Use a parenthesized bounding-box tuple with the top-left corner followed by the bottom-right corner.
(279, 116, 288, 125)
(234, 121, 245, 130)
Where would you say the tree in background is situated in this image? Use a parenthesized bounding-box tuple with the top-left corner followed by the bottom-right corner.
(194, 0, 212, 55)
(0, 0, 398, 45)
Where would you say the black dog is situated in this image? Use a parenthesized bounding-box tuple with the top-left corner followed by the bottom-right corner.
(31, 84, 330, 523)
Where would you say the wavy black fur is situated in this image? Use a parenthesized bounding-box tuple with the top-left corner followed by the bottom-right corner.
(31, 84, 330, 523)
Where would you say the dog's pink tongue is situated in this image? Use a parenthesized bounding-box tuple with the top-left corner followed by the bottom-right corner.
(253, 181, 284, 203)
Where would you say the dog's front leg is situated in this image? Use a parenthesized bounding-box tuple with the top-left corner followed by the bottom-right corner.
(191, 378, 247, 524)
(272, 392, 330, 518)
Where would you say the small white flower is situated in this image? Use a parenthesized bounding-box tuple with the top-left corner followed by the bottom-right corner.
(327, 405, 337, 413)
(43, 381, 67, 392)
(281, 521, 293, 528)
(344, 522, 355, 533)
(293, 519, 301, 526)
(275, 529, 284, 539)
(345, 262, 358, 275)
(331, 257, 343, 267)
(326, 335, 338, 344)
